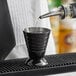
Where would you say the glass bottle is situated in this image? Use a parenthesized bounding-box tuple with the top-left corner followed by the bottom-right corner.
(39, 0, 76, 54)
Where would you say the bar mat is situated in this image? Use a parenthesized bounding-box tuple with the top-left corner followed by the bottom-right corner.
(0, 53, 76, 76)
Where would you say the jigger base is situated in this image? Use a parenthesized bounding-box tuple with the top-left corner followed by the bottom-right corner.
(25, 58, 48, 66)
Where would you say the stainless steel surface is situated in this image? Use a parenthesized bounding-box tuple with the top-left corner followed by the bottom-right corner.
(39, 7, 64, 19)
(25, 58, 48, 66)
(23, 27, 50, 66)
(35, 58, 48, 66)
(39, 3, 76, 19)
(24, 27, 50, 33)
(45, 72, 76, 76)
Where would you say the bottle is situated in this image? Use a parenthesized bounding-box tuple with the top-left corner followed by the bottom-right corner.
(39, 3, 76, 19)
(39, 2, 76, 54)
(46, 0, 62, 54)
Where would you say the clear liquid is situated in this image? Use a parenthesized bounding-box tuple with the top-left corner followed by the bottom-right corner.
(34, 17, 41, 27)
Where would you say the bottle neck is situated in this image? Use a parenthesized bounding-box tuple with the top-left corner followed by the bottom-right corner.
(39, 3, 76, 19)
(39, 5, 65, 19)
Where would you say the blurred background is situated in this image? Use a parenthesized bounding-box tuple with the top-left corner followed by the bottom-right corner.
(6, 0, 76, 61)
(6, 0, 55, 60)
(47, 0, 76, 54)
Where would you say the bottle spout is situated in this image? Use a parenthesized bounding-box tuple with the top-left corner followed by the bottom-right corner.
(39, 6, 65, 19)
(39, 11, 60, 19)
(39, 3, 76, 19)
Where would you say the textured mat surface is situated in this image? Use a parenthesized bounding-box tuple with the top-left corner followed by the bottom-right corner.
(0, 53, 76, 76)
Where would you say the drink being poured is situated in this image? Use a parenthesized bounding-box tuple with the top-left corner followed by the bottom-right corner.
(39, 3, 76, 19)
(39, 3, 76, 54)
(34, 18, 41, 27)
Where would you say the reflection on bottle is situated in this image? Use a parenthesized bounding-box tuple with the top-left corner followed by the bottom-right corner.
(39, 2, 76, 54)
(39, 3, 76, 19)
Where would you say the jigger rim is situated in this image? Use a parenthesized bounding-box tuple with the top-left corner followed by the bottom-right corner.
(23, 27, 50, 34)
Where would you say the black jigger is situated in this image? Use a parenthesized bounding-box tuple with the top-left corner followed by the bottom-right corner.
(23, 27, 50, 66)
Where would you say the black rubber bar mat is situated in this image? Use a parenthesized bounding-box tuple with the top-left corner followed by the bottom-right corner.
(0, 53, 76, 76)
